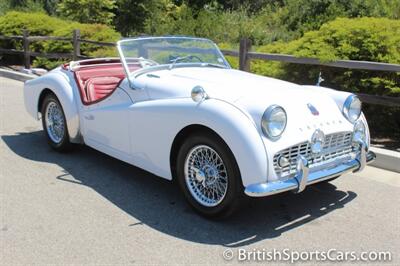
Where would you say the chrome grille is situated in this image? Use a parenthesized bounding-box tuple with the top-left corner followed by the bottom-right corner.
(273, 132, 353, 179)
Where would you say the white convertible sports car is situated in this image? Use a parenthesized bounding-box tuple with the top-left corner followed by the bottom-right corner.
(24, 36, 375, 217)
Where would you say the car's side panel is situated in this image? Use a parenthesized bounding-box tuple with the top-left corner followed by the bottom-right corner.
(80, 88, 133, 162)
(126, 97, 269, 187)
(24, 69, 82, 143)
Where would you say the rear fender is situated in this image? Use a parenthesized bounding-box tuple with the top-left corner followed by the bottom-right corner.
(24, 70, 82, 143)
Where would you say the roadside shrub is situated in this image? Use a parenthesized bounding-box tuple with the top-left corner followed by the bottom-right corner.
(0, 11, 120, 69)
(0, 11, 65, 52)
(277, 0, 400, 36)
(46, 23, 120, 56)
(253, 17, 400, 96)
(0, 11, 65, 36)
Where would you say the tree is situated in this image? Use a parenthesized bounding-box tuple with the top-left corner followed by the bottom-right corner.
(1, 0, 47, 13)
(57, 0, 116, 25)
(41, 0, 59, 15)
(182, 0, 283, 12)
(113, 0, 156, 36)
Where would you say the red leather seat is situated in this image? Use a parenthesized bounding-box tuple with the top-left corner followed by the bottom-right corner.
(73, 62, 141, 105)
(85, 77, 122, 103)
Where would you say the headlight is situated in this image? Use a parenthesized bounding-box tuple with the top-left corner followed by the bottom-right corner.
(261, 105, 287, 139)
(343, 95, 361, 123)
(191, 86, 207, 102)
(353, 120, 366, 143)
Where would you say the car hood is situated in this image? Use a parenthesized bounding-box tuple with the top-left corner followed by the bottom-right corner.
(138, 67, 352, 138)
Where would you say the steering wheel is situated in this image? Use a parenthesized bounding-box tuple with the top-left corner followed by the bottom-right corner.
(169, 55, 204, 64)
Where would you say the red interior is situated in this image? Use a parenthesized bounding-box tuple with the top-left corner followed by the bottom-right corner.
(73, 62, 141, 105)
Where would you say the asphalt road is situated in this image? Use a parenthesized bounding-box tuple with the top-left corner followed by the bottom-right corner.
(1, 76, 399, 265)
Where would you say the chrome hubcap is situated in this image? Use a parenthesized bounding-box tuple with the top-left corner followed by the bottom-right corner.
(184, 145, 228, 207)
(45, 101, 65, 143)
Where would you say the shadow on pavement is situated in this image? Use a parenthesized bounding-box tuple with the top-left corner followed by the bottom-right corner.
(2, 130, 357, 247)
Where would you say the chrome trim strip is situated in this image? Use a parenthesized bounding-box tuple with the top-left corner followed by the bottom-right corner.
(245, 150, 376, 198)
(355, 139, 367, 172)
(295, 155, 309, 193)
(366, 150, 376, 163)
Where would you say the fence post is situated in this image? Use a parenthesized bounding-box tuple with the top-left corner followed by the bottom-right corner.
(72, 29, 80, 61)
(22, 29, 30, 69)
(239, 38, 251, 72)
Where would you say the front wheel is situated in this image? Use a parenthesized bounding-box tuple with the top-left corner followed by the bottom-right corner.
(176, 133, 243, 218)
(41, 94, 72, 151)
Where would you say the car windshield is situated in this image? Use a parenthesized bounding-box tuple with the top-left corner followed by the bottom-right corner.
(117, 37, 230, 75)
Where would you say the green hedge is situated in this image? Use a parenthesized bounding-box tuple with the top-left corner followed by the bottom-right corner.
(252, 17, 400, 96)
(0, 11, 120, 69)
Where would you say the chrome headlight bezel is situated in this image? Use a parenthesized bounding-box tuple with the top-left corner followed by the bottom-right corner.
(343, 95, 362, 123)
(261, 105, 287, 140)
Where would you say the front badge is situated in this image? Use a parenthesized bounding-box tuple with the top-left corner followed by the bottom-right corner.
(307, 103, 319, 116)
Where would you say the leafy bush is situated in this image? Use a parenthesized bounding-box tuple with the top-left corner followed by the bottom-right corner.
(47, 23, 120, 56)
(253, 17, 400, 96)
(277, 0, 400, 36)
(0, 11, 120, 69)
(0, 11, 62, 37)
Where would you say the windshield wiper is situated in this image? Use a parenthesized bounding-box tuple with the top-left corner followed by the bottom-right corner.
(169, 55, 190, 70)
(200, 63, 227, 69)
(168, 54, 227, 70)
(169, 55, 204, 70)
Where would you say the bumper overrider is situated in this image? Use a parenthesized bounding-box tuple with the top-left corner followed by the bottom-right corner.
(245, 140, 376, 197)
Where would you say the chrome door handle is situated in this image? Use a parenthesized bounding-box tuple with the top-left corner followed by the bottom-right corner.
(84, 114, 94, 120)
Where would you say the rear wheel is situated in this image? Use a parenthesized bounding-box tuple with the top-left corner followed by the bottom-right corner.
(176, 133, 243, 218)
(41, 94, 72, 151)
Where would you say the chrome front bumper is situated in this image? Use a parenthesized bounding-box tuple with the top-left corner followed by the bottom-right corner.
(245, 141, 376, 197)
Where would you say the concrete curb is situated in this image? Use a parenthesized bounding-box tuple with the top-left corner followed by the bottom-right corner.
(370, 147, 400, 173)
(1, 68, 399, 173)
(0, 68, 36, 82)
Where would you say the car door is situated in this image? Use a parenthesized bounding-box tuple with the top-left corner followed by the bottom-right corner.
(81, 86, 134, 162)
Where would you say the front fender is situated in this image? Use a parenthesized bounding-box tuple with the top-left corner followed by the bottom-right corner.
(24, 70, 81, 143)
(129, 97, 268, 187)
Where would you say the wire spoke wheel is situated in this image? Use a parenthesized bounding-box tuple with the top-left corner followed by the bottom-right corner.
(45, 101, 65, 144)
(184, 145, 229, 207)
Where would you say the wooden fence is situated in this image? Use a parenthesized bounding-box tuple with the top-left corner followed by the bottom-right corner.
(0, 29, 399, 107)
